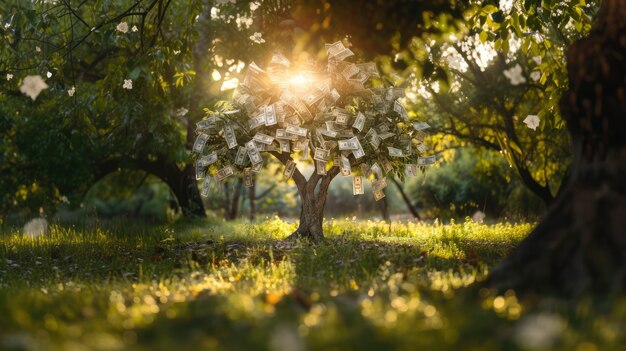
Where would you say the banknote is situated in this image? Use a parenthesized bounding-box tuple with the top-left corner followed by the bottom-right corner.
(193, 134, 209, 153)
(197, 152, 218, 167)
(243, 168, 253, 187)
(352, 112, 365, 132)
(253, 132, 274, 145)
(201, 176, 212, 197)
(338, 137, 359, 150)
(284, 159, 297, 180)
(313, 147, 330, 162)
(235, 146, 247, 165)
(246, 140, 263, 165)
(387, 147, 404, 157)
(417, 155, 437, 166)
(353, 176, 364, 195)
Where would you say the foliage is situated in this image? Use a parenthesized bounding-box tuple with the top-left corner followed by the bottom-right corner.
(0, 0, 267, 215)
(408, 148, 546, 221)
(1, 219, 625, 350)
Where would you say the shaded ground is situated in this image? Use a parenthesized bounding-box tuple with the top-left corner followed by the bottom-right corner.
(0, 218, 624, 350)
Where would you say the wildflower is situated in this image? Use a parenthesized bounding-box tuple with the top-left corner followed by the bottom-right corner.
(249, 32, 265, 44)
(19, 75, 49, 101)
(46, 71, 52, 78)
(68, 86, 76, 96)
(123, 79, 133, 90)
(36, 46, 41, 53)
(523, 115, 540, 130)
(6, 73, 13, 81)
(503, 64, 526, 85)
(131, 25, 138, 32)
(116, 22, 129, 33)
(532, 56, 542, 65)
(175, 107, 189, 117)
(530, 71, 541, 82)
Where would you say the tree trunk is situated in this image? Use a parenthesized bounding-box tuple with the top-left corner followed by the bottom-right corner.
(391, 177, 421, 220)
(248, 179, 256, 222)
(379, 189, 389, 221)
(287, 188, 326, 241)
(487, 0, 626, 296)
(228, 178, 243, 220)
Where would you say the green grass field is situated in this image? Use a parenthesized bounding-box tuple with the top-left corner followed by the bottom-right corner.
(1, 218, 624, 350)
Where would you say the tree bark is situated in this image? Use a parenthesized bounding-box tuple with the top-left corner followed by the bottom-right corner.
(248, 179, 256, 222)
(379, 189, 389, 221)
(269, 151, 340, 241)
(487, 0, 626, 296)
(391, 177, 421, 220)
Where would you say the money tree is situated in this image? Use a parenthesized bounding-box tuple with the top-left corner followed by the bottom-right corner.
(193, 42, 436, 240)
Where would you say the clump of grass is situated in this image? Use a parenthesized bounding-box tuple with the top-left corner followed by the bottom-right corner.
(0, 219, 624, 351)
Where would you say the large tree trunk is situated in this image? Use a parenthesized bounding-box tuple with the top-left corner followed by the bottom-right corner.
(487, 0, 626, 295)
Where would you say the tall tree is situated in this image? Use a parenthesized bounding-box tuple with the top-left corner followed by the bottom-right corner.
(487, 0, 626, 295)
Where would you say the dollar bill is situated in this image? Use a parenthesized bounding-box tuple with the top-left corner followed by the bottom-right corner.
(341, 64, 360, 79)
(246, 140, 263, 165)
(338, 137, 359, 150)
(352, 112, 365, 132)
(215, 165, 234, 181)
(335, 111, 349, 125)
(352, 138, 365, 159)
(330, 89, 340, 102)
(293, 138, 308, 151)
(285, 125, 308, 137)
(325, 41, 346, 58)
(417, 155, 437, 166)
(200, 176, 212, 197)
(265, 105, 277, 126)
(376, 123, 390, 133)
(303, 90, 324, 106)
(313, 147, 330, 162)
(271, 53, 290, 67)
(193, 133, 209, 153)
(336, 130, 354, 138)
(196, 162, 206, 180)
(275, 129, 289, 140)
(352, 176, 364, 195)
(197, 152, 218, 167)
(413, 122, 430, 131)
(356, 62, 380, 77)
(257, 143, 277, 152)
(381, 157, 393, 173)
(279, 139, 291, 153)
(388, 146, 404, 157)
(235, 146, 247, 166)
(283, 159, 297, 180)
(243, 168, 253, 187)
(284, 115, 301, 126)
(251, 161, 263, 173)
(223, 124, 237, 149)
(406, 164, 418, 177)
(372, 177, 387, 192)
(316, 160, 327, 175)
(319, 128, 338, 138)
(196, 115, 219, 130)
(379, 131, 395, 140)
(253, 132, 274, 145)
(393, 100, 409, 120)
(340, 155, 351, 176)
(365, 128, 381, 149)
(371, 163, 383, 179)
(333, 48, 354, 61)
(302, 144, 309, 160)
(416, 144, 429, 153)
(374, 189, 385, 201)
(248, 113, 266, 129)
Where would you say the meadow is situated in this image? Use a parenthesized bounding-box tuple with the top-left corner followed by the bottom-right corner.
(1, 218, 624, 351)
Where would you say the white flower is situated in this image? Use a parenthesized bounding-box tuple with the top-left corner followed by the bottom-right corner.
(499, 0, 514, 13)
(116, 22, 129, 33)
(472, 211, 486, 223)
(123, 79, 133, 90)
(4, 22, 10, 29)
(131, 25, 138, 32)
(503, 64, 526, 85)
(68, 86, 76, 96)
(514, 313, 565, 350)
(523, 114, 540, 130)
(173, 50, 181, 55)
(175, 107, 189, 117)
(46, 71, 52, 78)
(249, 32, 265, 44)
(6, 73, 13, 81)
(532, 56, 542, 65)
(19, 75, 49, 101)
(530, 71, 541, 82)
(36, 46, 41, 53)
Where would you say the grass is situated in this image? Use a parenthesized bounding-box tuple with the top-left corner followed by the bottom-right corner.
(0, 218, 625, 350)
